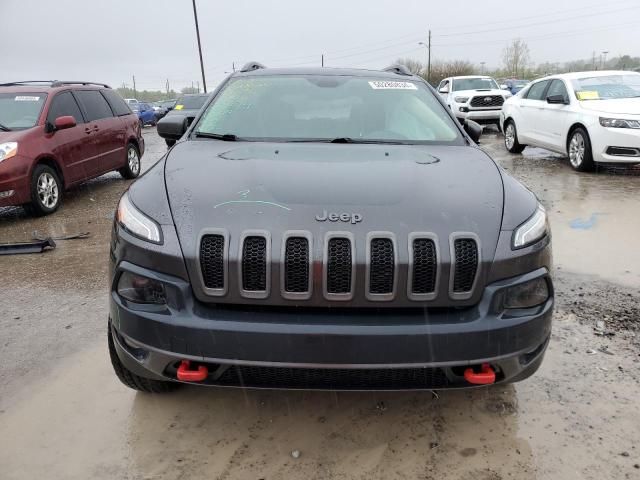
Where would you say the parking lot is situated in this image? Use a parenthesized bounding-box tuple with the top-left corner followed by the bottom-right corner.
(1, 128, 639, 480)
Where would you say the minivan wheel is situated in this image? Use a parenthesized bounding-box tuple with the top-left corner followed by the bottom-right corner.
(27, 164, 62, 216)
(119, 143, 141, 179)
(568, 127, 595, 172)
(504, 120, 526, 153)
(108, 329, 180, 393)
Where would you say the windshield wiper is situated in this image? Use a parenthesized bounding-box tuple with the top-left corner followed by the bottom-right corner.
(328, 137, 405, 145)
(0, 122, 11, 132)
(194, 132, 240, 141)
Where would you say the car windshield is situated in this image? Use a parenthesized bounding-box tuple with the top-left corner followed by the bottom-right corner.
(572, 74, 640, 100)
(0, 92, 47, 130)
(452, 77, 499, 91)
(176, 95, 207, 110)
(512, 80, 528, 87)
(195, 75, 461, 144)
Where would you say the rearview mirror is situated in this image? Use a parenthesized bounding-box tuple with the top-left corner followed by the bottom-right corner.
(463, 119, 482, 143)
(157, 114, 189, 140)
(546, 94, 568, 105)
(54, 115, 76, 131)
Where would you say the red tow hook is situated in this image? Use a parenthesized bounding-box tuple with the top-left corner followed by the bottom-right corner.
(176, 360, 208, 382)
(464, 363, 496, 385)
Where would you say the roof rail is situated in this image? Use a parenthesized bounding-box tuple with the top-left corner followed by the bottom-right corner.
(382, 64, 413, 76)
(239, 62, 266, 73)
(0, 80, 56, 86)
(51, 81, 111, 88)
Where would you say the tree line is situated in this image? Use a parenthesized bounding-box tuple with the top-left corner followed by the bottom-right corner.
(398, 39, 640, 86)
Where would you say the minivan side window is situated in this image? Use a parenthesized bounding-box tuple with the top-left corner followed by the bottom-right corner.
(101, 89, 132, 116)
(47, 91, 84, 124)
(74, 90, 114, 121)
(525, 80, 550, 100)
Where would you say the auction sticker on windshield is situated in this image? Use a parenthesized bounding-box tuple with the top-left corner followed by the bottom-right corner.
(14, 96, 41, 101)
(368, 81, 418, 90)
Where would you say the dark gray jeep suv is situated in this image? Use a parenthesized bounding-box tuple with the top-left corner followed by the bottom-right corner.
(108, 63, 553, 392)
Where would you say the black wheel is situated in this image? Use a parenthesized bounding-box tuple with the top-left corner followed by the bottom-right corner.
(26, 164, 62, 216)
(118, 143, 141, 179)
(165, 139, 176, 148)
(504, 120, 526, 153)
(568, 127, 595, 172)
(108, 328, 179, 393)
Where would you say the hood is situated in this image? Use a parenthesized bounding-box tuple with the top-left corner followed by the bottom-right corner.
(0, 129, 30, 142)
(164, 141, 505, 307)
(453, 88, 507, 98)
(579, 98, 640, 115)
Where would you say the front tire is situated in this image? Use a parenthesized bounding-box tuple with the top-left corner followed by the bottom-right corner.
(108, 329, 179, 393)
(119, 143, 141, 179)
(26, 164, 62, 216)
(568, 127, 595, 172)
(504, 120, 526, 153)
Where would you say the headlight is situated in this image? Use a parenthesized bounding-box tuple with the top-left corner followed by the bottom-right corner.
(512, 205, 548, 249)
(116, 192, 162, 244)
(504, 92, 513, 99)
(599, 117, 640, 129)
(504, 277, 549, 309)
(454, 96, 469, 103)
(0, 142, 18, 163)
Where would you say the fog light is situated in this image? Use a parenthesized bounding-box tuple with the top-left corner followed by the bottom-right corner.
(0, 190, 14, 199)
(504, 277, 549, 309)
(459, 106, 469, 113)
(117, 272, 166, 304)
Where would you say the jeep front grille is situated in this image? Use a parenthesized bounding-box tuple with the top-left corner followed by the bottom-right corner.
(470, 95, 504, 108)
(452, 238, 478, 293)
(198, 231, 481, 303)
(326, 237, 353, 294)
(242, 236, 267, 292)
(200, 234, 225, 289)
(284, 237, 310, 293)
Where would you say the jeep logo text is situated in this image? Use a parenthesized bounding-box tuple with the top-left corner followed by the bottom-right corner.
(315, 210, 363, 224)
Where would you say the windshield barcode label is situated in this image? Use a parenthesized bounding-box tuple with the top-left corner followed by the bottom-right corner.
(368, 81, 417, 90)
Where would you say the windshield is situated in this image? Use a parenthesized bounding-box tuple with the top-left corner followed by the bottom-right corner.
(176, 95, 208, 110)
(195, 75, 461, 143)
(572, 74, 640, 100)
(512, 80, 528, 87)
(452, 77, 499, 91)
(0, 92, 47, 130)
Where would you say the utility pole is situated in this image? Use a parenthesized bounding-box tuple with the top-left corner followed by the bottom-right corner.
(132, 75, 137, 99)
(592, 51, 596, 70)
(321, 54, 324, 67)
(418, 30, 432, 83)
(192, 0, 207, 93)
(196, 80, 200, 93)
(480, 61, 486, 74)
(232, 62, 236, 72)
(602, 50, 609, 69)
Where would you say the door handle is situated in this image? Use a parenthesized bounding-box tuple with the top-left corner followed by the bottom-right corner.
(93, 125, 99, 132)
(84, 127, 92, 135)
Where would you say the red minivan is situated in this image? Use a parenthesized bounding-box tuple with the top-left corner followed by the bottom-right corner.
(0, 81, 144, 215)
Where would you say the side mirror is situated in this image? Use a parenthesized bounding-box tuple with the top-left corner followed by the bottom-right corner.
(157, 114, 189, 140)
(439, 88, 449, 94)
(547, 94, 568, 105)
(463, 119, 482, 143)
(500, 84, 510, 90)
(54, 115, 76, 131)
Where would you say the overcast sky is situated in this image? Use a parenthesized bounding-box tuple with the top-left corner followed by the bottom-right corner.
(1, 0, 638, 92)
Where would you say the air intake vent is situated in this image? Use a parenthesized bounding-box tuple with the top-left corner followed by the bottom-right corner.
(326, 237, 353, 295)
(369, 238, 395, 295)
(411, 238, 437, 294)
(242, 236, 267, 292)
(284, 237, 309, 293)
(453, 238, 478, 293)
(200, 234, 225, 290)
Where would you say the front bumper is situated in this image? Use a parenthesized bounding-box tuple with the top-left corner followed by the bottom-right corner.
(0, 154, 31, 207)
(109, 262, 553, 390)
(455, 107, 502, 123)
(591, 125, 640, 164)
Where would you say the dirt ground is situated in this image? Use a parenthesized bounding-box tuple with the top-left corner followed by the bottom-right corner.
(1, 129, 639, 480)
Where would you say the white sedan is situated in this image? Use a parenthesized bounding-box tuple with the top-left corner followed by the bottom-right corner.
(500, 71, 640, 171)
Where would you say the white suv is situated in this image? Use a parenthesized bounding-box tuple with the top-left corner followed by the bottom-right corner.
(437, 76, 511, 127)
